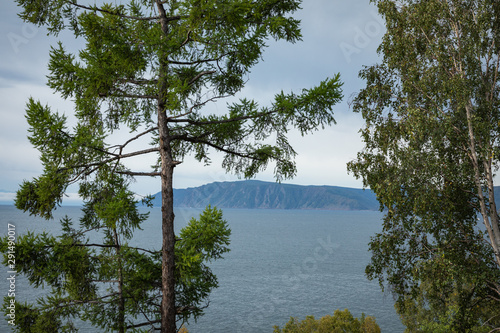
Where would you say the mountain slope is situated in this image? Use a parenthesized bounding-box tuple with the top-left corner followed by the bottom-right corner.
(152, 180, 380, 211)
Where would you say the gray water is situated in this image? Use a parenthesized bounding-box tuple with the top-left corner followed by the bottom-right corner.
(0, 205, 404, 332)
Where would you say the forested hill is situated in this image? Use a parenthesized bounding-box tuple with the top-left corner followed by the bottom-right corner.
(151, 180, 380, 210)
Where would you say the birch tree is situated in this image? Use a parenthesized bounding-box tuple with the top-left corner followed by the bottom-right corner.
(348, 0, 500, 330)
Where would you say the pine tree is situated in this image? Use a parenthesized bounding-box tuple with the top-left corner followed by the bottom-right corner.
(10, 0, 343, 332)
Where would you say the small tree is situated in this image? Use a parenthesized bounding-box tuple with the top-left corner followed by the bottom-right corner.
(348, 0, 500, 331)
(12, 0, 343, 332)
(1, 203, 230, 332)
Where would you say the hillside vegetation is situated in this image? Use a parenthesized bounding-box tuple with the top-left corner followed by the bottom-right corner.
(152, 180, 379, 210)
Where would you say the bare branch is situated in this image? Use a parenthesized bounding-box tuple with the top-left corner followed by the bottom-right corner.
(188, 70, 216, 86)
(78, 147, 160, 169)
(115, 170, 161, 177)
(167, 58, 221, 66)
(166, 94, 232, 121)
(180, 30, 193, 48)
(111, 126, 159, 154)
(127, 320, 161, 330)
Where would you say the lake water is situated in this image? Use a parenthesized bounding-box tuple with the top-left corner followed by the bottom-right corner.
(0, 205, 404, 332)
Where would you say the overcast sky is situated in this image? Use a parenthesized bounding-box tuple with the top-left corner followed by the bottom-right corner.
(0, 0, 384, 203)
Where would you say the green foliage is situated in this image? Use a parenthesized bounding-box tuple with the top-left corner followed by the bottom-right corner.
(273, 309, 381, 333)
(395, 249, 500, 333)
(13, 0, 342, 197)
(0, 204, 230, 332)
(12, 0, 342, 331)
(347, 0, 500, 331)
(175, 205, 231, 323)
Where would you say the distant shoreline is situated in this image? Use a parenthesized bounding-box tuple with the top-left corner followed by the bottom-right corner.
(0, 180, 379, 211)
(152, 180, 380, 211)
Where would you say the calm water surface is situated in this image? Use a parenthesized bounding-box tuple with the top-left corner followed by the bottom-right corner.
(0, 205, 404, 332)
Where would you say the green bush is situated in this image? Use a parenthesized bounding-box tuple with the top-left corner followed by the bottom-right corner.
(273, 309, 381, 333)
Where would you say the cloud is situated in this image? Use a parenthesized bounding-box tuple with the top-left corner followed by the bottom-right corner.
(0, 0, 382, 198)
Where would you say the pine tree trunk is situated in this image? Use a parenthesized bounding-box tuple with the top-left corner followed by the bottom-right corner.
(113, 227, 125, 333)
(156, 1, 177, 331)
(157, 49, 177, 333)
(158, 114, 177, 333)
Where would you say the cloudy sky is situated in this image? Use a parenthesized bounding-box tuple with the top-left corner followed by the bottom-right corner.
(0, 0, 384, 203)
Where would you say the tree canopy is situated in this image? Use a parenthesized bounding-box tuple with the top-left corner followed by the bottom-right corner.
(348, 0, 500, 331)
(9, 0, 343, 332)
(273, 309, 380, 333)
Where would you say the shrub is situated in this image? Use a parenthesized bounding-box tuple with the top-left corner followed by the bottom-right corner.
(273, 309, 381, 333)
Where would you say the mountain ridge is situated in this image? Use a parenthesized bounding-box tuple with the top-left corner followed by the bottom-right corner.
(152, 180, 380, 211)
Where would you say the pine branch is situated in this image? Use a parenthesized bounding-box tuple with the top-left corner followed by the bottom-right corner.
(50, 242, 160, 255)
(115, 170, 161, 177)
(51, 293, 121, 309)
(176, 134, 260, 161)
(110, 126, 159, 155)
(168, 58, 219, 65)
(68, 1, 162, 21)
(126, 320, 161, 329)
(168, 109, 277, 125)
(61, 147, 160, 174)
